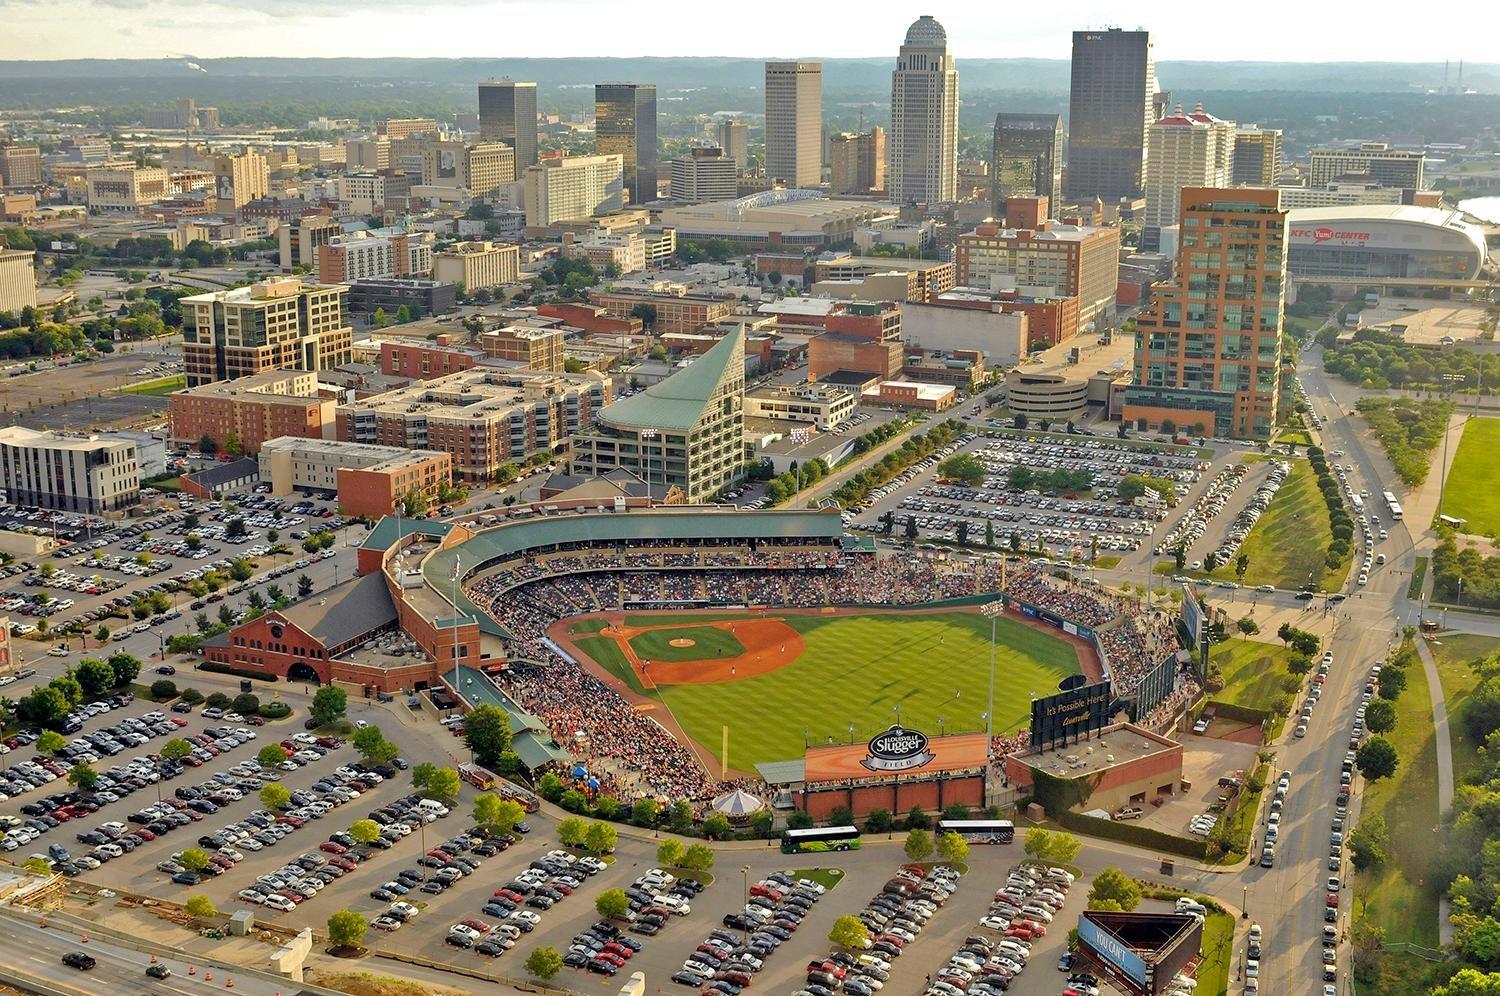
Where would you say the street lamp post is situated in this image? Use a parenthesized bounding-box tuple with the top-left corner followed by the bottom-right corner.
(980, 600, 1003, 760)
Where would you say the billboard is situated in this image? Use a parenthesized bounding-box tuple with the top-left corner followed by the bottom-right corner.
(1079, 913, 1149, 988)
(1179, 583, 1205, 642)
(1030, 682, 1112, 750)
(1130, 655, 1180, 718)
(860, 725, 935, 773)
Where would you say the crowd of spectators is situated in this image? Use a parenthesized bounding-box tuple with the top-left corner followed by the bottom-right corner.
(455, 542, 1187, 812)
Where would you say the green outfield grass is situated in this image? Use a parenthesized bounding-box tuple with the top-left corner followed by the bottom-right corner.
(1445, 417, 1500, 536)
(629, 625, 746, 663)
(574, 609, 1082, 772)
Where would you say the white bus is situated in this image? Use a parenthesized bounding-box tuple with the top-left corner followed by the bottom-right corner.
(937, 819, 1015, 844)
(1382, 491, 1403, 521)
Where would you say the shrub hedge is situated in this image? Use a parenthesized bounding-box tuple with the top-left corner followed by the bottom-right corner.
(198, 661, 279, 682)
(1057, 810, 1210, 860)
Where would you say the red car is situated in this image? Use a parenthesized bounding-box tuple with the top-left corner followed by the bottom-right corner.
(1004, 926, 1036, 941)
(318, 842, 347, 854)
(460, 918, 490, 933)
(181, 756, 203, 767)
(603, 942, 633, 960)
(278, 816, 306, 828)
(275, 890, 304, 904)
(132, 829, 157, 841)
(594, 951, 625, 967)
(170, 717, 189, 728)
(877, 934, 905, 949)
(750, 884, 782, 900)
(1014, 919, 1047, 936)
(315, 737, 343, 749)
(329, 856, 356, 871)
(245, 716, 266, 727)
(1326, 892, 1340, 908)
(493, 889, 524, 903)
(51, 808, 73, 822)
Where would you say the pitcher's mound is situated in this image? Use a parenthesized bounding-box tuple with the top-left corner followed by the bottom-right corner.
(668, 638, 696, 648)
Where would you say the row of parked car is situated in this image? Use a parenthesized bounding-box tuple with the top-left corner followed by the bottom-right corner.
(669, 870, 823, 993)
(444, 847, 605, 961)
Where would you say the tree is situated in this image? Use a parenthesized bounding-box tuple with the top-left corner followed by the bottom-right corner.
(260, 784, 290, 810)
(1349, 814, 1390, 871)
(1364, 698, 1397, 734)
(938, 453, 986, 487)
(462, 704, 512, 768)
(584, 820, 618, 855)
(1088, 867, 1141, 911)
(937, 830, 970, 866)
(22, 856, 54, 875)
(479, 794, 526, 835)
(1357, 736, 1399, 780)
(297, 573, 314, 598)
(68, 763, 98, 790)
(75, 657, 114, 699)
(657, 839, 685, 867)
(257, 744, 287, 768)
(904, 828, 934, 862)
(150, 679, 179, 700)
(905, 805, 931, 830)
(702, 812, 732, 839)
(595, 888, 630, 919)
(179, 848, 210, 872)
(524, 945, 563, 982)
(233, 692, 260, 716)
(681, 844, 715, 872)
(1379, 665, 1408, 700)
(95, 625, 110, 644)
(327, 909, 368, 950)
(309, 685, 347, 727)
(558, 816, 588, 847)
(336, 818, 378, 849)
(828, 914, 870, 950)
(36, 730, 67, 755)
(205, 691, 231, 711)
(159, 738, 193, 762)
(1044, 831, 1082, 864)
(1434, 969, 1500, 996)
(183, 895, 216, 919)
(422, 766, 460, 802)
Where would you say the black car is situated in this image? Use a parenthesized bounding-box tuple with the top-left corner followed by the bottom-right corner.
(155, 666, 176, 675)
(146, 963, 172, 979)
(444, 933, 473, 949)
(62, 952, 96, 970)
(563, 951, 590, 969)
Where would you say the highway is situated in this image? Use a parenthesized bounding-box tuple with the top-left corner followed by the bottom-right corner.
(0, 909, 288, 995)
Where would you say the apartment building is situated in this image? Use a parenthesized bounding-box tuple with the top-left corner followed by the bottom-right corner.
(0, 248, 37, 313)
(258, 436, 451, 518)
(1309, 143, 1424, 190)
(954, 196, 1120, 327)
(419, 141, 516, 197)
(316, 231, 433, 284)
(336, 368, 611, 481)
(523, 155, 625, 228)
(432, 240, 520, 292)
(1232, 125, 1282, 186)
(345, 138, 390, 171)
(330, 174, 386, 216)
(87, 165, 170, 213)
(0, 145, 42, 189)
(218, 151, 270, 210)
(480, 324, 565, 371)
(376, 118, 437, 139)
(180, 277, 353, 387)
(0, 428, 140, 513)
(378, 338, 485, 380)
(591, 288, 736, 334)
(570, 327, 743, 502)
(1145, 103, 1235, 234)
(277, 215, 341, 270)
(1123, 187, 1288, 439)
(811, 254, 954, 303)
(169, 369, 334, 454)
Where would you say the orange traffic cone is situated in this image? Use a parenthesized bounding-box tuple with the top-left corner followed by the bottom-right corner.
(225, 979, 235, 989)
(149, 953, 157, 964)
(80, 932, 88, 944)
(205, 970, 213, 982)
(38, 915, 47, 928)
(188, 966, 196, 976)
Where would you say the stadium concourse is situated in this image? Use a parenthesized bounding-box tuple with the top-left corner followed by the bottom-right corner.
(383, 504, 1200, 816)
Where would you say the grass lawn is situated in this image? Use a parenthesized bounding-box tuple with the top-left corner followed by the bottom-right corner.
(1197, 911, 1235, 996)
(1093, 555, 1121, 569)
(571, 635, 646, 694)
(1355, 648, 1441, 947)
(629, 625, 746, 663)
(1276, 429, 1313, 447)
(1408, 557, 1429, 600)
(1430, 632, 1500, 784)
(1209, 638, 1299, 712)
(1444, 417, 1500, 536)
(121, 373, 186, 396)
(789, 867, 847, 891)
(1208, 459, 1348, 590)
(584, 609, 1080, 771)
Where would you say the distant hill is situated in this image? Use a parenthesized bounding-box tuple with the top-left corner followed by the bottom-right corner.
(0, 56, 1494, 95)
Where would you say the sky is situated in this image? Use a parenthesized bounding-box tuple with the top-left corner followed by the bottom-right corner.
(2, 0, 1495, 63)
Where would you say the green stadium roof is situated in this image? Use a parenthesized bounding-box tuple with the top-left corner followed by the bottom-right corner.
(361, 516, 455, 551)
(598, 326, 743, 432)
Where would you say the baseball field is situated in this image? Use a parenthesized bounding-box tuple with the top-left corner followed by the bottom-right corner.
(559, 608, 1083, 773)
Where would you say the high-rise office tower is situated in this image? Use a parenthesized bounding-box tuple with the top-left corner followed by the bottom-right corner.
(1144, 103, 1235, 234)
(595, 83, 658, 205)
(1232, 125, 1283, 186)
(991, 113, 1063, 214)
(1066, 28, 1155, 201)
(716, 120, 750, 172)
(478, 80, 539, 168)
(888, 15, 958, 205)
(764, 61, 822, 189)
(1123, 187, 1287, 439)
(829, 128, 886, 196)
(1308, 143, 1424, 189)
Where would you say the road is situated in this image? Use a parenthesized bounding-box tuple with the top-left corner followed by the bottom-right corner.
(0, 909, 288, 995)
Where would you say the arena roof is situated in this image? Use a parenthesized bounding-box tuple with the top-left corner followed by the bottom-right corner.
(361, 516, 455, 552)
(1285, 203, 1489, 263)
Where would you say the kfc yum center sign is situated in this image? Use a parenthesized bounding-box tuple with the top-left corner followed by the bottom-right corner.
(1290, 225, 1372, 247)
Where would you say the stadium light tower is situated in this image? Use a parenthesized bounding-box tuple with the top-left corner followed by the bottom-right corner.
(641, 429, 659, 507)
(980, 599, 1004, 760)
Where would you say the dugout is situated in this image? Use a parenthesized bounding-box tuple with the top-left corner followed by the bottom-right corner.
(780, 730, 989, 822)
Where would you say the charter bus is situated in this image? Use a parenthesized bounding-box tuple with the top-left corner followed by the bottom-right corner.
(780, 826, 862, 853)
(1382, 491, 1404, 521)
(938, 819, 1016, 844)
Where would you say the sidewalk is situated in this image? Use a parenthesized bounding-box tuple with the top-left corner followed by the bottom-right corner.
(1414, 635, 1457, 946)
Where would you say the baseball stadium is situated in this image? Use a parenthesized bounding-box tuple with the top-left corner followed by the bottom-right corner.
(345, 499, 1190, 816)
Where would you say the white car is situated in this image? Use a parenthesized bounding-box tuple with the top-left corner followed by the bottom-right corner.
(509, 910, 541, 926)
(237, 889, 266, 905)
(263, 894, 296, 912)
(979, 915, 1010, 931)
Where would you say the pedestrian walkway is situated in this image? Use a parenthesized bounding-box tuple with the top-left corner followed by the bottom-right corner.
(1414, 635, 1456, 945)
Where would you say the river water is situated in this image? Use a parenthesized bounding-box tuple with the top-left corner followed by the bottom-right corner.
(1458, 196, 1500, 224)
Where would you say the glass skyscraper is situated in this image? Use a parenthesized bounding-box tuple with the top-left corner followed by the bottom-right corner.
(595, 83, 658, 205)
(1066, 28, 1155, 201)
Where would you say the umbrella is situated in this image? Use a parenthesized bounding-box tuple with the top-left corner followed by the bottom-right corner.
(711, 789, 764, 818)
(571, 765, 588, 779)
(585, 777, 600, 790)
